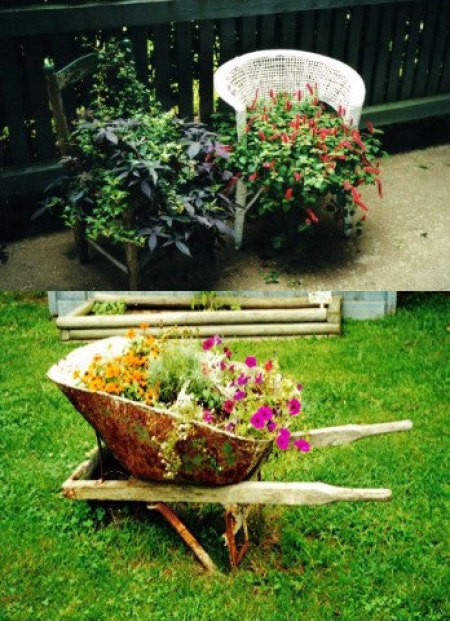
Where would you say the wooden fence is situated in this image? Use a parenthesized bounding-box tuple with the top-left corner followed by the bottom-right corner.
(0, 0, 449, 197)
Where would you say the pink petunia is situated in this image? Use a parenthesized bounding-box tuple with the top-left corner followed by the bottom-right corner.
(288, 398, 301, 416)
(250, 412, 266, 429)
(233, 389, 247, 401)
(223, 400, 234, 414)
(294, 438, 310, 453)
(237, 374, 249, 386)
(256, 405, 273, 421)
(223, 347, 232, 359)
(203, 410, 213, 423)
(275, 428, 291, 450)
(202, 337, 214, 351)
(202, 335, 222, 350)
(267, 421, 277, 432)
(254, 372, 263, 385)
(245, 356, 257, 368)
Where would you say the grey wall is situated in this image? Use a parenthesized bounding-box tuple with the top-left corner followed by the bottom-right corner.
(48, 291, 397, 319)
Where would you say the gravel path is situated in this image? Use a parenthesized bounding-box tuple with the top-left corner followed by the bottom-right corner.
(1, 143, 449, 291)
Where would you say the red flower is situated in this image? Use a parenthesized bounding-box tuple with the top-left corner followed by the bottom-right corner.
(249, 88, 259, 110)
(351, 129, 366, 152)
(306, 83, 314, 95)
(293, 171, 302, 182)
(363, 166, 380, 175)
(248, 171, 259, 182)
(375, 177, 383, 198)
(257, 129, 266, 141)
(285, 188, 293, 200)
(366, 120, 374, 134)
(264, 359, 273, 371)
(263, 160, 276, 169)
(305, 208, 319, 224)
(223, 400, 234, 414)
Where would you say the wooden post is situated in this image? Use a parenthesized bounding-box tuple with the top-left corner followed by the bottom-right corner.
(148, 502, 218, 573)
(125, 242, 141, 290)
(44, 62, 71, 157)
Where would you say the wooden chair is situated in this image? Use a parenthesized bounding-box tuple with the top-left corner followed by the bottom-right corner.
(44, 53, 142, 289)
(214, 49, 366, 248)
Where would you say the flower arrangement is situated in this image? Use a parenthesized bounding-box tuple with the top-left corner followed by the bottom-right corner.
(218, 86, 386, 241)
(76, 329, 310, 454)
(40, 39, 233, 257)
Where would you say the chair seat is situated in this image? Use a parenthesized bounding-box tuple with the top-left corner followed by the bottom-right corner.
(214, 50, 366, 248)
(214, 49, 365, 128)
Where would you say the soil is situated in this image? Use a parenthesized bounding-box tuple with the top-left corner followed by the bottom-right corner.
(1, 140, 449, 292)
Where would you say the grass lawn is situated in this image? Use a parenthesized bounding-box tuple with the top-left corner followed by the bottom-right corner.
(0, 292, 448, 621)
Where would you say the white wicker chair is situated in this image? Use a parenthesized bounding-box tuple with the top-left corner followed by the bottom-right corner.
(214, 49, 366, 248)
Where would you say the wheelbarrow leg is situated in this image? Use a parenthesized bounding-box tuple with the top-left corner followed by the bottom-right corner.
(148, 502, 218, 573)
(224, 506, 250, 571)
(95, 431, 104, 482)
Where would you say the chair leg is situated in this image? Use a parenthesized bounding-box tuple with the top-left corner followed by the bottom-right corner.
(234, 178, 247, 250)
(234, 207, 246, 250)
(343, 203, 354, 238)
(125, 242, 141, 290)
(73, 220, 89, 264)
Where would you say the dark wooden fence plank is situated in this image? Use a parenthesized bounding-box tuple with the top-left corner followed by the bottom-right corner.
(23, 37, 56, 161)
(371, 3, 395, 104)
(198, 19, 214, 122)
(240, 16, 257, 54)
(218, 17, 236, 64)
(280, 11, 297, 49)
(399, 1, 424, 101)
(0, 38, 30, 165)
(175, 22, 194, 118)
(152, 23, 172, 109)
(128, 26, 149, 85)
(315, 9, 333, 56)
(259, 14, 276, 50)
(329, 8, 348, 62)
(298, 10, 316, 52)
(346, 5, 364, 70)
(360, 4, 383, 103)
(412, 0, 441, 98)
(425, 0, 450, 95)
(385, 2, 410, 102)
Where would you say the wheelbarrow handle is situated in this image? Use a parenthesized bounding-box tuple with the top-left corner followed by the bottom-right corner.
(291, 419, 413, 448)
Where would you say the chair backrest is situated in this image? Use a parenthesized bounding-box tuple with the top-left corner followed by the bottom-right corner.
(44, 52, 99, 157)
(214, 49, 365, 136)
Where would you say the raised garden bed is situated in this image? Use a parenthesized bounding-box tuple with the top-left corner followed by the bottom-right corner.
(56, 293, 342, 341)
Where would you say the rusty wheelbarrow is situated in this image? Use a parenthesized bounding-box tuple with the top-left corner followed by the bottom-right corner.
(49, 338, 413, 571)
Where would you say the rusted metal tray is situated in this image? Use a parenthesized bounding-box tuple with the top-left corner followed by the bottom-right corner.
(48, 337, 272, 486)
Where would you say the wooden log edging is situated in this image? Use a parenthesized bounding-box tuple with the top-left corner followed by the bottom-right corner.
(56, 295, 342, 340)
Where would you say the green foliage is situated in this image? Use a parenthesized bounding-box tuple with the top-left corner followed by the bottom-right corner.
(216, 89, 386, 243)
(0, 292, 448, 620)
(42, 39, 233, 255)
(146, 343, 220, 408)
(91, 300, 127, 316)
